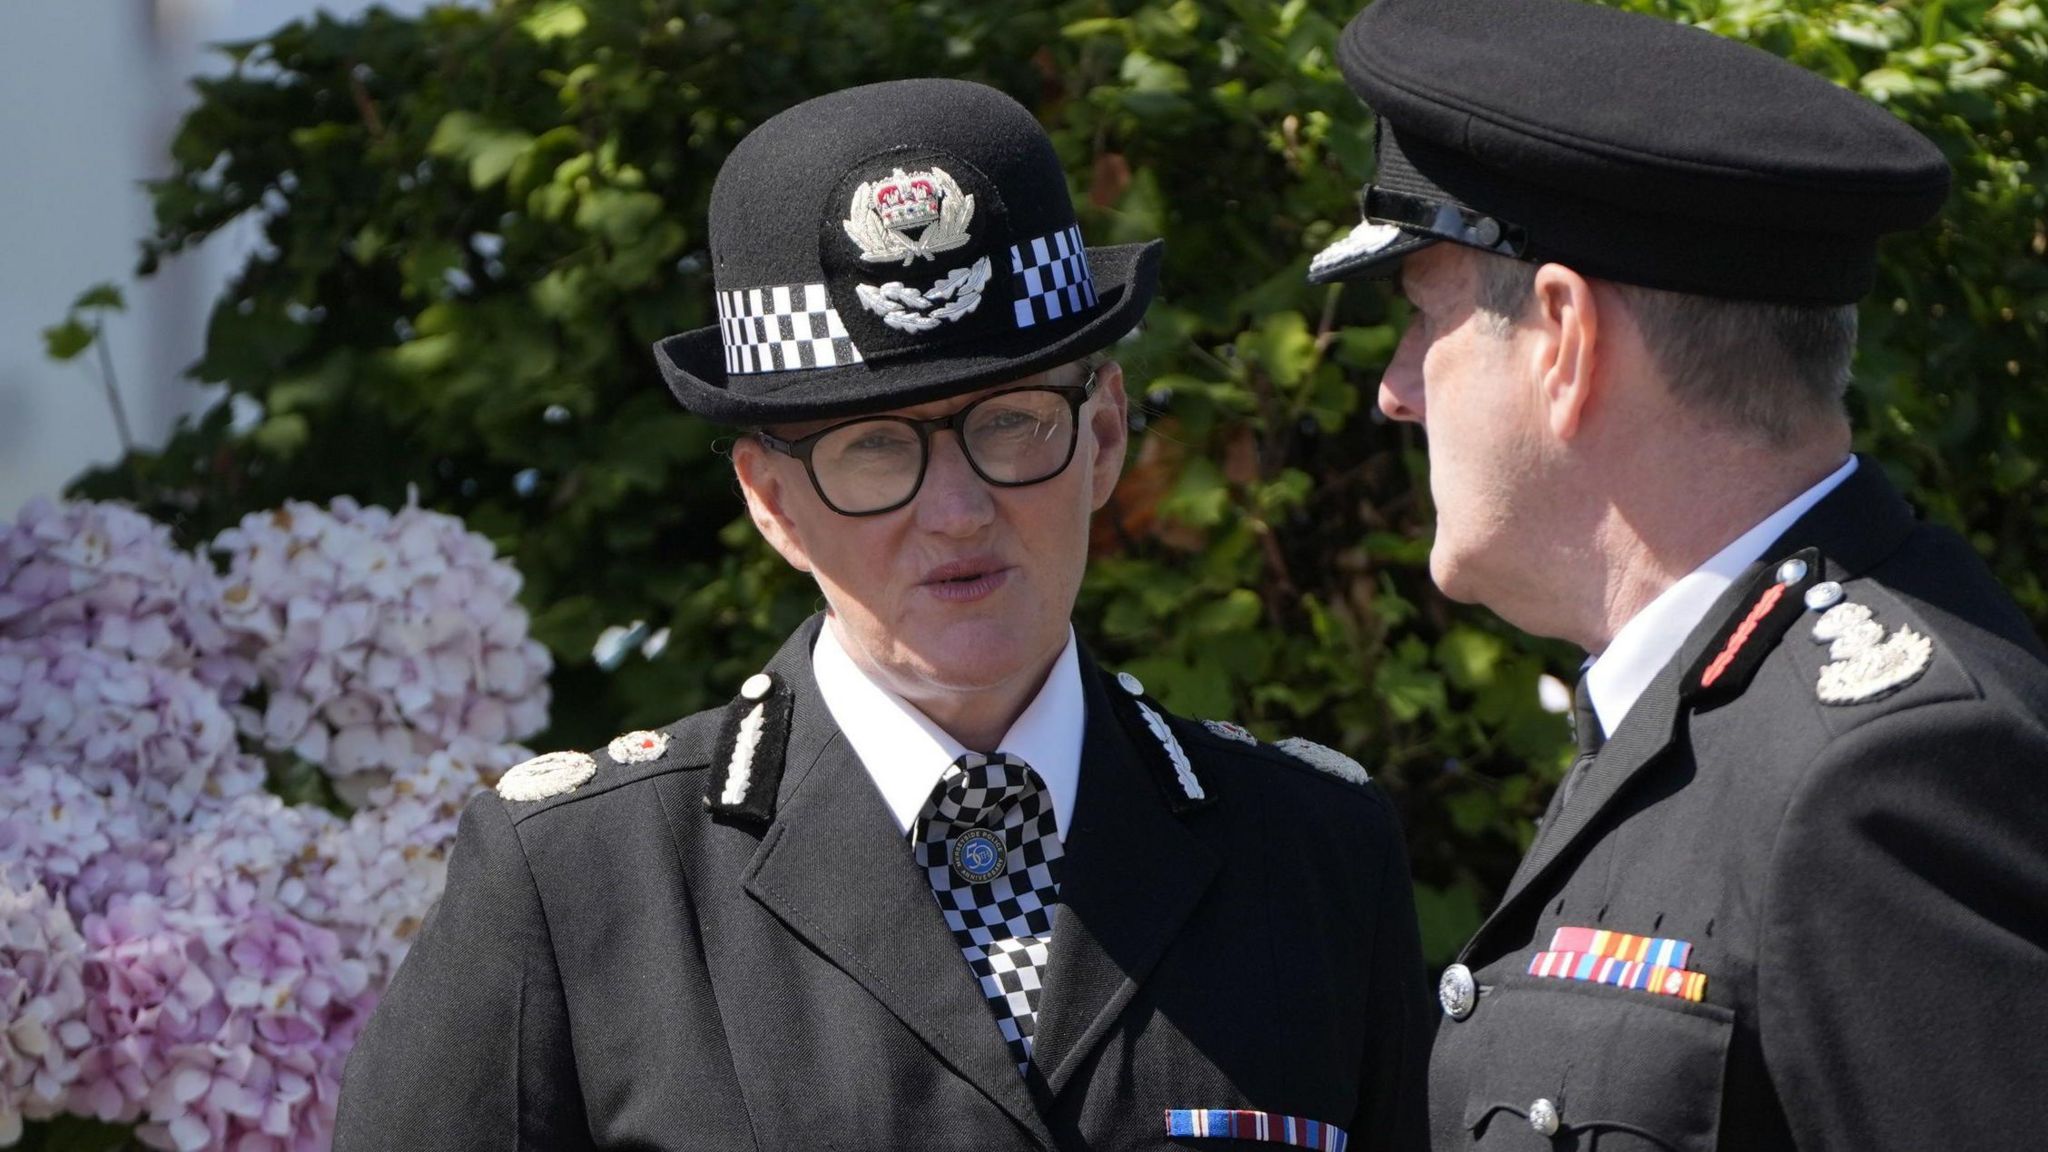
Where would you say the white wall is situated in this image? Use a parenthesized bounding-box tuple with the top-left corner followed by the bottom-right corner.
(0, 0, 446, 518)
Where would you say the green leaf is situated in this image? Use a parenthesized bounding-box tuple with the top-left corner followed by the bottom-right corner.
(1240, 311, 1318, 389)
(427, 111, 534, 190)
(574, 188, 664, 245)
(1159, 456, 1231, 528)
(470, 134, 533, 189)
(72, 282, 125, 312)
(1436, 626, 1505, 691)
(522, 2, 588, 41)
(1062, 17, 1127, 40)
(251, 412, 310, 456)
(42, 319, 95, 361)
(1375, 638, 1448, 724)
(1191, 588, 1263, 635)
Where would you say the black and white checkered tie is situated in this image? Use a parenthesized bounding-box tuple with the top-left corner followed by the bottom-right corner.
(911, 752, 1065, 1077)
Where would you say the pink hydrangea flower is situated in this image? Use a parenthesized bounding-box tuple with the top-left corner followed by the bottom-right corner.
(0, 882, 90, 1144)
(318, 739, 513, 984)
(0, 495, 551, 1149)
(0, 763, 166, 921)
(70, 891, 375, 1150)
(0, 500, 254, 701)
(213, 500, 551, 780)
(0, 639, 264, 823)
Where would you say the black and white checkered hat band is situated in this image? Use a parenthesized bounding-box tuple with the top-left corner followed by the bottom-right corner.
(719, 283, 865, 375)
(720, 229, 1096, 375)
(1010, 225, 1097, 330)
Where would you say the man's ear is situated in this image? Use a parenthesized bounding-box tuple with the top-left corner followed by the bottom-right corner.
(1530, 263, 1600, 441)
(1085, 361, 1129, 511)
(732, 437, 813, 573)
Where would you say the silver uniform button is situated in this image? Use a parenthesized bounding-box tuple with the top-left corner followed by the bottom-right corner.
(1116, 671, 1146, 697)
(1528, 1098, 1560, 1137)
(1777, 557, 1809, 585)
(1438, 963, 1477, 1020)
(740, 672, 774, 701)
(1805, 581, 1845, 611)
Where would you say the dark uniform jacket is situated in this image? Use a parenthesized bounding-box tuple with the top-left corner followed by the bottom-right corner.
(337, 616, 1431, 1151)
(1430, 460, 2048, 1151)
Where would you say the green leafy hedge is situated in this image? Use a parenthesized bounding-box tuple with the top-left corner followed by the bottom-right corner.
(64, 0, 2048, 967)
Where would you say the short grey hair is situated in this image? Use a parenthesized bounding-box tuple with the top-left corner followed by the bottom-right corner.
(1473, 254, 1857, 445)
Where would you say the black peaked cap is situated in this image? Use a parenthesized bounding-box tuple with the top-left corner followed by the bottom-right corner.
(1309, 0, 1951, 303)
(657, 79, 1162, 425)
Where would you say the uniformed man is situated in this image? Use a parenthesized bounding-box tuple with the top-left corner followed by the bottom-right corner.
(1307, 1, 2048, 1148)
(336, 78, 1430, 1151)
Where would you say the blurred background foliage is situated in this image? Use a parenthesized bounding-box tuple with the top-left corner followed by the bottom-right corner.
(55, 0, 2048, 970)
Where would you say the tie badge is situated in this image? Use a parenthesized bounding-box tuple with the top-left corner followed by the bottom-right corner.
(951, 827, 1008, 885)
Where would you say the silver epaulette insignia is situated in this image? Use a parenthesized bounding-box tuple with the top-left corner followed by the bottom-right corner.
(1811, 600, 1933, 704)
(497, 751, 599, 802)
(1274, 737, 1372, 786)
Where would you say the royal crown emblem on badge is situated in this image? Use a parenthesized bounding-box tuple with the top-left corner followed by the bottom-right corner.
(1810, 600, 1933, 704)
(843, 166, 991, 334)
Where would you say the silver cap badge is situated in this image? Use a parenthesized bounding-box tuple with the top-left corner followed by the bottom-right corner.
(844, 167, 974, 266)
(844, 166, 989, 335)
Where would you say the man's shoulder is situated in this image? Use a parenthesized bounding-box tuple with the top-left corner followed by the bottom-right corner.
(1796, 531, 2043, 733)
(1692, 524, 2048, 760)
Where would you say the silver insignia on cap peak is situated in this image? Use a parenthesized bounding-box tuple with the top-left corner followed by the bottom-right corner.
(1308, 221, 1408, 279)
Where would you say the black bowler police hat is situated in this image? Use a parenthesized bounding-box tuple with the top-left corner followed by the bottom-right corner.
(1308, 0, 1952, 305)
(655, 79, 1164, 425)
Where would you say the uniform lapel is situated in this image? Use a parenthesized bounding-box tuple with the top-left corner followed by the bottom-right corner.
(1470, 457, 1919, 956)
(737, 621, 1057, 1149)
(1030, 656, 1221, 1097)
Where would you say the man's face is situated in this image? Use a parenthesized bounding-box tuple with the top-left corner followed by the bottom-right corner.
(1377, 244, 1552, 609)
(736, 361, 1128, 705)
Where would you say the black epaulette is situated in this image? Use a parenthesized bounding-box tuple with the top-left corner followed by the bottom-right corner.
(704, 670, 795, 825)
(1683, 547, 1822, 710)
(1103, 668, 1216, 815)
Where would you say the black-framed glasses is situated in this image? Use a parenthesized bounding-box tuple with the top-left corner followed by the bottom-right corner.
(757, 371, 1097, 516)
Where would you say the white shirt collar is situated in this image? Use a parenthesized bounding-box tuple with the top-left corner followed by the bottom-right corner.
(811, 620, 1084, 838)
(1585, 456, 1857, 737)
